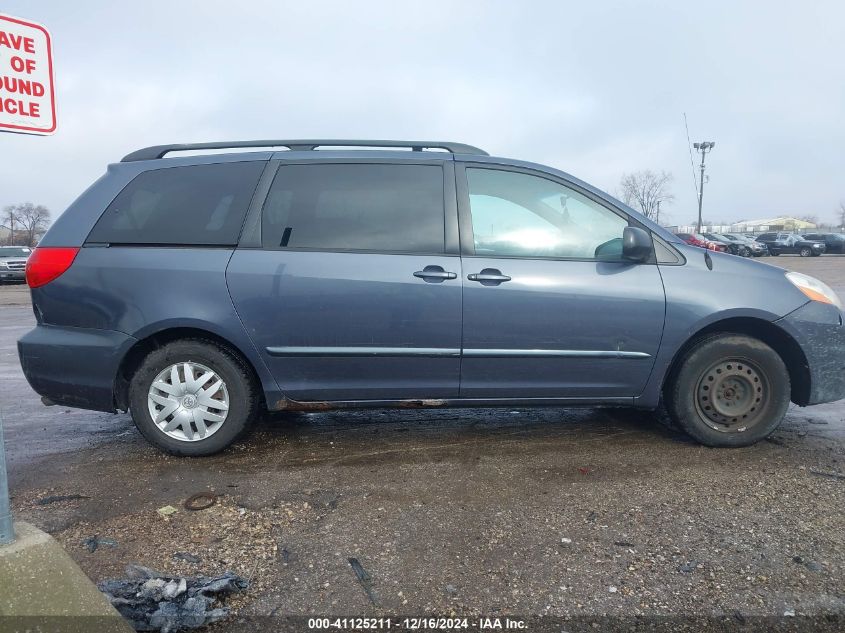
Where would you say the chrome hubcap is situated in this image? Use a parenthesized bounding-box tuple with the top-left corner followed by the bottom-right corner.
(147, 361, 229, 442)
(695, 359, 767, 432)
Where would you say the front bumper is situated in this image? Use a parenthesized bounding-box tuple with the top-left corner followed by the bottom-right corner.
(18, 324, 137, 412)
(0, 269, 25, 280)
(777, 301, 845, 405)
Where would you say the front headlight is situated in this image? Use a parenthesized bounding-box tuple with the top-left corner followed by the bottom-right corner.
(786, 272, 843, 309)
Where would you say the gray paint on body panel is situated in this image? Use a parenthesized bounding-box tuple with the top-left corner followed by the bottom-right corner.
(17, 146, 845, 418)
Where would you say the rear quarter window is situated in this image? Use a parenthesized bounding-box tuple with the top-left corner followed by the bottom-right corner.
(87, 161, 265, 245)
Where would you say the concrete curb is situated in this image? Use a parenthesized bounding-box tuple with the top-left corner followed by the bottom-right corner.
(0, 521, 133, 632)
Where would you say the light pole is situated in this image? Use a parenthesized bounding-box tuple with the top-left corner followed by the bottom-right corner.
(694, 141, 715, 233)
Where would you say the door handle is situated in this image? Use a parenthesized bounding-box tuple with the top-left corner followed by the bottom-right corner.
(413, 266, 457, 281)
(468, 268, 511, 284)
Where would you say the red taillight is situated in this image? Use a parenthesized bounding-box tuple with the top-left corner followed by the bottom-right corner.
(26, 247, 80, 288)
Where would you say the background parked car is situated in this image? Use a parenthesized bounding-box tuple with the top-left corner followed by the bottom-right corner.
(0, 246, 32, 283)
(721, 233, 768, 257)
(676, 232, 727, 252)
(756, 232, 825, 257)
(702, 233, 747, 256)
(802, 233, 845, 254)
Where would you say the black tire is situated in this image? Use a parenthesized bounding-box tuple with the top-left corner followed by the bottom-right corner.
(799, 247, 812, 257)
(664, 334, 790, 447)
(769, 250, 779, 256)
(129, 339, 259, 456)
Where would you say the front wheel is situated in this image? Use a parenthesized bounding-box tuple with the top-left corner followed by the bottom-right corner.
(799, 247, 812, 257)
(129, 339, 258, 455)
(664, 334, 790, 447)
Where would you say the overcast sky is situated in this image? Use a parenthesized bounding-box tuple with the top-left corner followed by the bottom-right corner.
(2, 1, 843, 226)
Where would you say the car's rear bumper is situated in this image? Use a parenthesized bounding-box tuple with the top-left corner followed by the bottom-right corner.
(778, 301, 845, 405)
(18, 324, 137, 412)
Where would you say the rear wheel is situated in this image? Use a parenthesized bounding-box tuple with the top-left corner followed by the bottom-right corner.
(129, 339, 258, 455)
(665, 334, 790, 447)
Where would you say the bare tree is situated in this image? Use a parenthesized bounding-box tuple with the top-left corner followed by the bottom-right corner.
(619, 170, 674, 223)
(1, 203, 51, 246)
(0, 208, 11, 244)
(839, 201, 845, 229)
(799, 214, 819, 226)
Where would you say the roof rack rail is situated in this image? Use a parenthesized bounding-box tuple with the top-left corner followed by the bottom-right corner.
(121, 139, 489, 162)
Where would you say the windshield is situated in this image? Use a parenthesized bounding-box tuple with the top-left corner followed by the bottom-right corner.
(0, 247, 32, 258)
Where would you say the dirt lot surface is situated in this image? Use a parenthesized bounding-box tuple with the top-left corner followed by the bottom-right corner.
(2, 255, 844, 630)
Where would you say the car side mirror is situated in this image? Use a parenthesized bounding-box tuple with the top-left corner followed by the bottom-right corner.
(622, 226, 652, 262)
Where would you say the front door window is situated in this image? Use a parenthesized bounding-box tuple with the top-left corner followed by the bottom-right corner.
(466, 168, 628, 260)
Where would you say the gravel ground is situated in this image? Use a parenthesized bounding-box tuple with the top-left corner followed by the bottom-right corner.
(3, 255, 845, 629)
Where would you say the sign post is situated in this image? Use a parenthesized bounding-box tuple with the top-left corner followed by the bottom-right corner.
(0, 12, 55, 544)
(0, 411, 12, 544)
(0, 13, 56, 135)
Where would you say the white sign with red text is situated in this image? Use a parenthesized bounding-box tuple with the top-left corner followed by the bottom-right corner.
(0, 13, 56, 135)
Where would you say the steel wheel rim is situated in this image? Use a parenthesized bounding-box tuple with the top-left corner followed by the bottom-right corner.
(694, 358, 769, 433)
(147, 361, 229, 442)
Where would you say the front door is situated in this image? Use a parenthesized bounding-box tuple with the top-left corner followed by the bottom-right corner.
(227, 160, 462, 401)
(457, 164, 666, 400)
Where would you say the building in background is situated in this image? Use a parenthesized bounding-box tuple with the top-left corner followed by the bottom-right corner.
(731, 216, 817, 232)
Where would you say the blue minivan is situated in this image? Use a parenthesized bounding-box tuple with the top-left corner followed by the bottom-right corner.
(17, 140, 845, 455)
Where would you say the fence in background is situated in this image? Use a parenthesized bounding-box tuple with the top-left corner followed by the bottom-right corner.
(666, 224, 845, 236)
